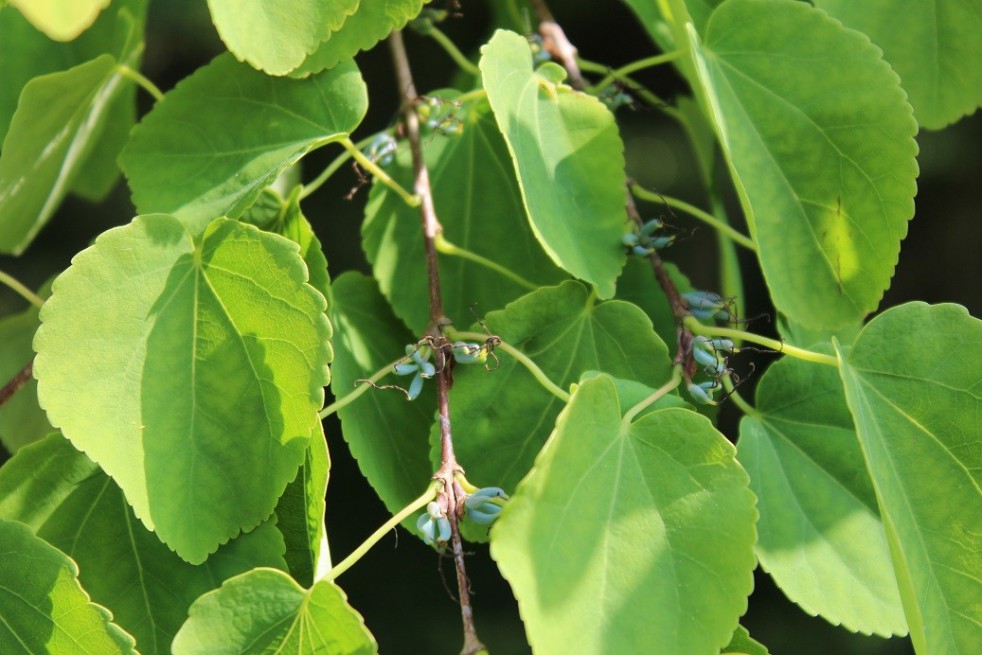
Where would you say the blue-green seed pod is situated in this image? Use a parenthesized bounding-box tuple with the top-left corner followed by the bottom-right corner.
(419, 361, 436, 378)
(408, 374, 424, 400)
(649, 235, 675, 250)
(639, 218, 664, 237)
(684, 291, 726, 311)
(707, 338, 735, 351)
(632, 244, 654, 257)
(394, 362, 418, 376)
(466, 503, 502, 525)
(427, 501, 443, 520)
(437, 516, 452, 543)
(692, 346, 719, 368)
(687, 382, 717, 405)
(417, 514, 436, 545)
(622, 232, 639, 247)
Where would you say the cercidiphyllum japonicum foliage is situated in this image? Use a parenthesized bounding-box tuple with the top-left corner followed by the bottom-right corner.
(0, 0, 979, 654)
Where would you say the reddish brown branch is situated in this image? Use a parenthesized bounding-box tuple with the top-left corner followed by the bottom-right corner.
(626, 190, 696, 377)
(389, 29, 486, 655)
(529, 0, 585, 89)
(0, 357, 34, 410)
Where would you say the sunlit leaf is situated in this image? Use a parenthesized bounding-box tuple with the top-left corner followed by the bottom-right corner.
(688, 0, 918, 328)
(172, 569, 377, 655)
(0, 433, 288, 654)
(34, 215, 331, 563)
(738, 354, 906, 636)
(9, 0, 110, 41)
(480, 29, 628, 299)
(837, 302, 982, 654)
(490, 374, 756, 654)
(329, 272, 434, 523)
(722, 625, 768, 655)
(364, 100, 566, 334)
(442, 281, 672, 512)
(0, 517, 136, 653)
(206, 0, 358, 75)
(120, 54, 367, 234)
(291, 0, 428, 78)
(814, 0, 982, 130)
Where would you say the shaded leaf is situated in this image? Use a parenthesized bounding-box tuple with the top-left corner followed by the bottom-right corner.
(34, 215, 331, 563)
(442, 281, 672, 506)
(364, 100, 566, 334)
(814, 0, 982, 130)
(329, 272, 434, 523)
(291, 0, 428, 78)
(0, 517, 136, 653)
(120, 54, 367, 234)
(0, 54, 129, 254)
(275, 424, 331, 588)
(490, 374, 756, 655)
(615, 257, 692, 353)
(738, 354, 906, 636)
(172, 569, 377, 655)
(688, 0, 918, 327)
(480, 29, 628, 299)
(206, 0, 358, 75)
(9, 0, 110, 41)
(837, 302, 982, 654)
(0, 297, 50, 453)
(0, 433, 288, 655)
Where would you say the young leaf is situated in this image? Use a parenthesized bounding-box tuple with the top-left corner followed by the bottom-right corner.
(490, 374, 756, 655)
(290, 0, 427, 78)
(8, 0, 110, 41)
(722, 625, 769, 655)
(329, 272, 434, 523)
(688, 0, 918, 328)
(0, 55, 128, 254)
(172, 569, 377, 655)
(837, 302, 982, 654)
(0, 433, 288, 655)
(206, 0, 358, 75)
(442, 281, 672, 501)
(119, 54, 367, 234)
(738, 354, 906, 637)
(480, 29, 628, 299)
(274, 423, 331, 588)
(363, 100, 566, 334)
(34, 215, 332, 564)
(0, 518, 137, 654)
(0, 297, 51, 453)
(813, 0, 982, 130)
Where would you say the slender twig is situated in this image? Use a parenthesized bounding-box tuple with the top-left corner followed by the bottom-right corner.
(325, 482, 441, 583)
(529, 0, 584, 89)
(631, 184, 757, 251)
(577, 56, 681, 119)
(0, 358, 34, 410)
(435, 234, 538, 291)
(685, 318, 839, 367)
(721, 375, 760, 418)
(450, 330, 570, 403)
(0, 270, 44, 308)
(389, 29, 486, 655)
(587, 51, 682, 93)
(117, 65, 164, 101)
(422, 25, 480, 76)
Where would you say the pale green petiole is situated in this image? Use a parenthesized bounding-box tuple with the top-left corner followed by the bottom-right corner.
(340, 137, 420, 207)
(435, 234, 539, 291)
(621, 366, 683, 426)
(424, 25, 480, 76)
(631, 184, 757, 251)
(117, 64, 164, 102)
(586, 51, 683, 94)
(0, 269, 44, 308)
(300, 133, 378, 200)
(449, 329, 571, 403)
(319, 355, 407, 419)
(323, 481, 441, 582)
(686, 318, 839, 367)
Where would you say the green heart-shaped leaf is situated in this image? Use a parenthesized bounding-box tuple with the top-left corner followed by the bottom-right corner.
(34, 215, 331, 563)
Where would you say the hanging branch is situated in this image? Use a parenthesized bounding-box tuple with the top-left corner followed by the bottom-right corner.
(388, 29, 486, 655)
(0, 357, 34, 410)
(529, 0, 585, 89)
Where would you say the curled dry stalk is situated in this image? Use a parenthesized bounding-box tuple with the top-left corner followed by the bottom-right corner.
(388, 29, 487, 655)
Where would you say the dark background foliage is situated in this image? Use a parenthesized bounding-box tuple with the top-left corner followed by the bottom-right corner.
(2, 1, 978, 652)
